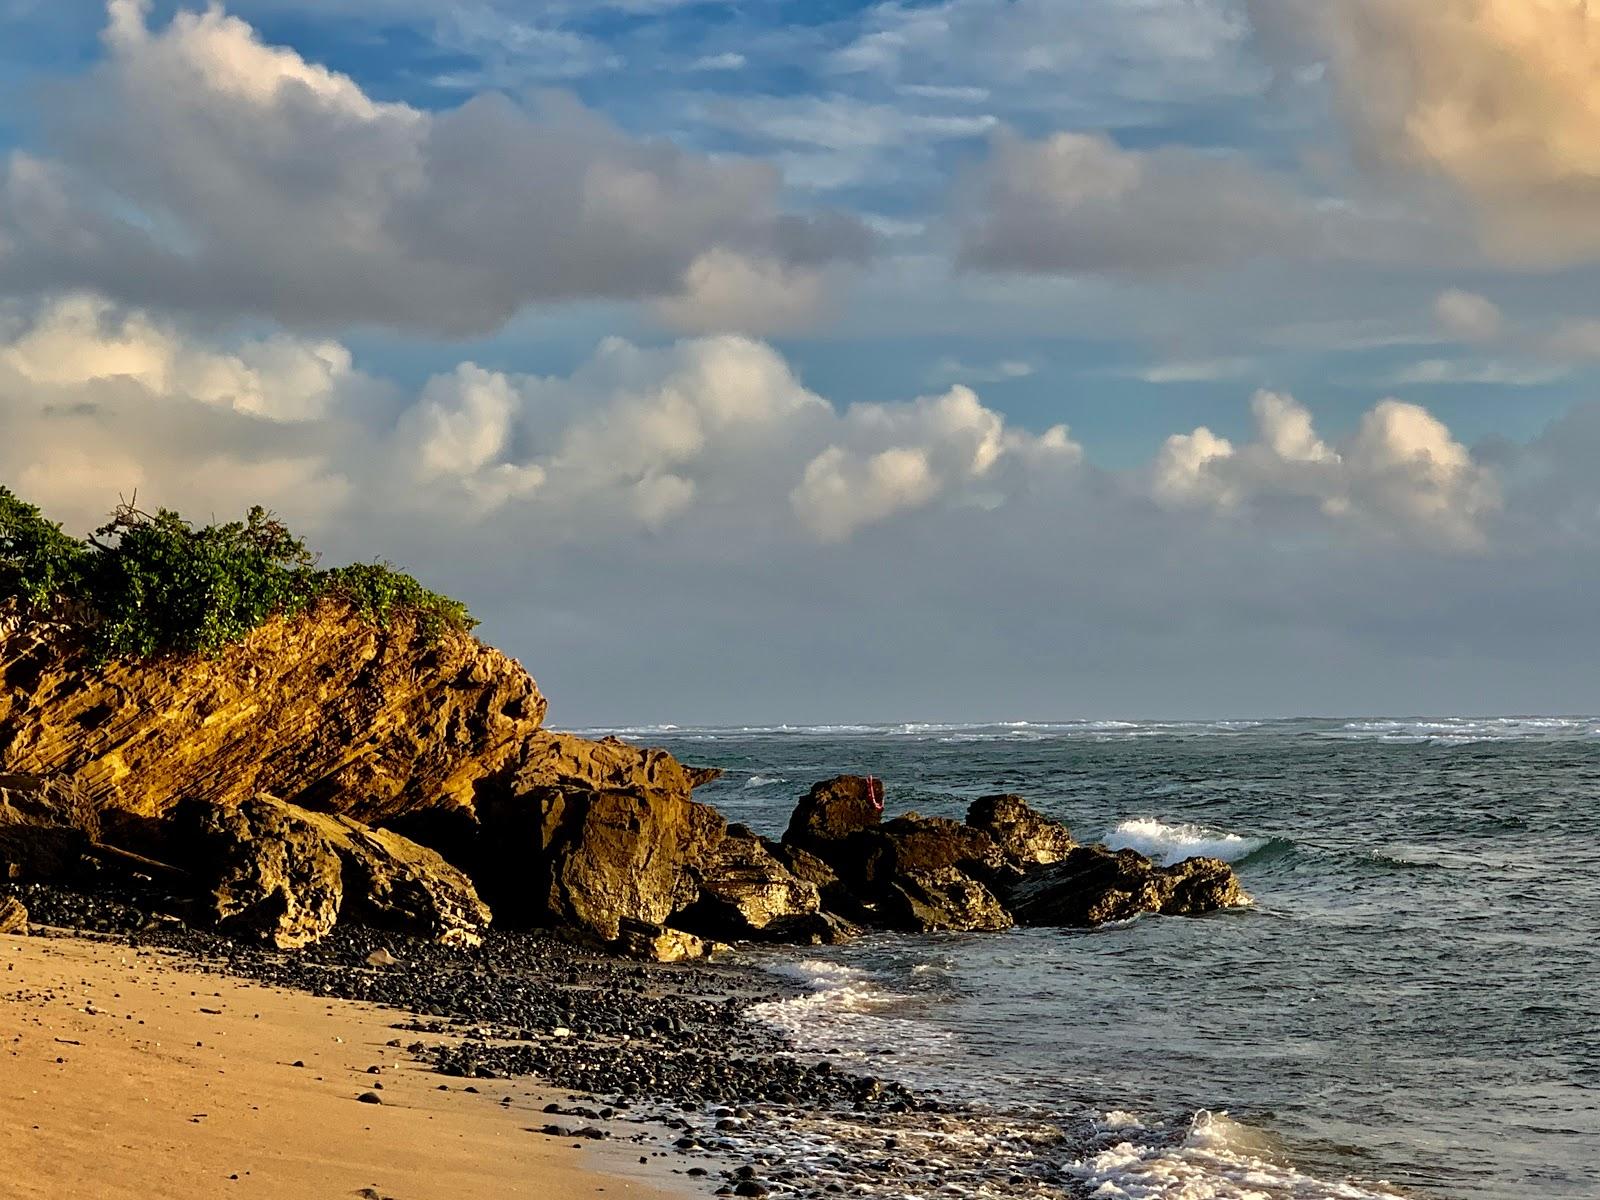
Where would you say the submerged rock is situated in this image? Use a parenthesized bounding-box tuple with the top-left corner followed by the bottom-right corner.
(1003, 845, 1246, 927)
(178, 794, 491, 949)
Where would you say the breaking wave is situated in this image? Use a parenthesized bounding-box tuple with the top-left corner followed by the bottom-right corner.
(1103, 818, 1274, 866)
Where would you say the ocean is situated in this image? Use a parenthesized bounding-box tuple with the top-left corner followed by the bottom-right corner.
(585, 717, 1599, 1200)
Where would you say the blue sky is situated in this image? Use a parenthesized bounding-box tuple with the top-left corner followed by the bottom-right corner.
(5, 1, 1600, 720)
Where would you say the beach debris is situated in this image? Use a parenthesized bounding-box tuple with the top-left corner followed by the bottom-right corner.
(365, 947, 399, 967)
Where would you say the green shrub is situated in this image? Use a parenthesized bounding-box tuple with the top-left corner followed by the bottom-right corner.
(0, 486, 90, 608)
(0, 490, 475, 659)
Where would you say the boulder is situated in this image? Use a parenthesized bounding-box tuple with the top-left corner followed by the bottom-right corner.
(1004, 846, 1246, 927)
(611, 919, 713, 963)
(966, 795, 1074, 866)
(179, 795, 492, 949)
(481, 786, 726, 942)
(0, 774, 99, 880)
(880, 867, 1012, 933)
(782, 776, 882, 849)
(181, 796, 343, 949)
(0, 895, 27, 935)
(852, 815, 1005, 889)
(676, 829, 821, 940)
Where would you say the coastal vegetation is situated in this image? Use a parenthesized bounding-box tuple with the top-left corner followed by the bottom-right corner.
(0, 486, 474, 659)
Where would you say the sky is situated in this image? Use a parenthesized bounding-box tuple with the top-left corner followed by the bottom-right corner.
(5, 1, 1600, 723)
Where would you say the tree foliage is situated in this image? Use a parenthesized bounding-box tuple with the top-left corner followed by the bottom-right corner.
(0, 488, 475, 659)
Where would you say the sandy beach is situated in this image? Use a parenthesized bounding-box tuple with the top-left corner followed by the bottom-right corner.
(0, 929, 695, 1200)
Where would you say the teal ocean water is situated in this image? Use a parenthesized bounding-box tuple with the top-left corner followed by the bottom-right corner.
(588, 718, 1600, 1199)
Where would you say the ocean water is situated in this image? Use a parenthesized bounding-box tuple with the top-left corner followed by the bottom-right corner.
(585, 718, 1600, 1199)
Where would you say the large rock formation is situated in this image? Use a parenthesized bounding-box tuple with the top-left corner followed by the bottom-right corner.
(178, 794, 492, 949)
(0, 601, 545, 829)
(0, 603, 1248, 958)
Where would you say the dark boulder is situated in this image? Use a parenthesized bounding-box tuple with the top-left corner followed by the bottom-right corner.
(880, 867, 1012, 933)
(855, 815, 1005, 888)
(782, 776, 882, 849)
(966, 794, 1074, 866)
(1004, 845, 1246, 927)
(675, 831, 821, 941)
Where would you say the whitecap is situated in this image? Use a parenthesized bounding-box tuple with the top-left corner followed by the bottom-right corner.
(743, 774, 787, 789)
(1103, 818, 1270, 866)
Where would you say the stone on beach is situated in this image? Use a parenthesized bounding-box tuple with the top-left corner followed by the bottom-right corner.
(0, 894, 27, 934)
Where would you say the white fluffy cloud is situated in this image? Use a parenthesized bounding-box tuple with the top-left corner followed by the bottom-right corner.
(0, 293, 1518, 556)
(1153, 389, 1499, 547)
(0, 2, 867, 335)
(1304, 0, 1600, 265)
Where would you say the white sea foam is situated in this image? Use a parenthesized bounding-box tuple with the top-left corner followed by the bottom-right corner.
(1068, 1111, 1407, 1200)
(1104, 818, 1270, 866)
(1324, 716, 1600, 744)
(749, 959, 952, 1068)
(743, 774, 786, 788)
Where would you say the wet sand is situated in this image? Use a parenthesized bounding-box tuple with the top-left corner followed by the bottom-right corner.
(0, 930, 696, 1200)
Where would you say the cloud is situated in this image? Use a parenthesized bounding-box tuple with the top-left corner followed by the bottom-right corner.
(925, 357, 1035, 385)
(833, 0, 1264, 123)
(1433, 289, 1503, 342)
(1302, 0, 1600, 265)
(789, 384, 1081, 540)
(955, 130, 1319, 277)
(0, 2, 868, 336)
(0, 293, 1520, 559)
(1152, 389, 1498, 547)
(1382, 359, 1569, 388)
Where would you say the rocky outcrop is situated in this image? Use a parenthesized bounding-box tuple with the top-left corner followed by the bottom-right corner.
(178, 794, 491, 949)
(611, 919, 713, 963)
(0, 895, 27, 935)
(0, 601, 545, 830)
(1002, 846, 1246, 927)
(0, 602, 1248, 958)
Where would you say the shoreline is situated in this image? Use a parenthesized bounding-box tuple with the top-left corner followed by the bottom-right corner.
(1, 926, 698, 1200)
(1, 878, 944, 1200)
